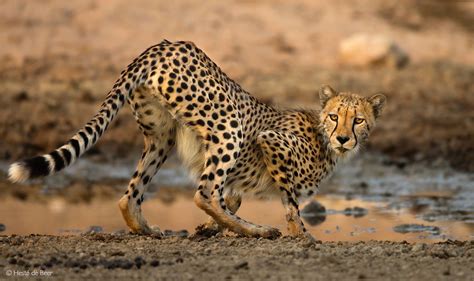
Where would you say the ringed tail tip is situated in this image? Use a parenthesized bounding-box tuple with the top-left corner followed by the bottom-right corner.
(8, 162, 30, 183)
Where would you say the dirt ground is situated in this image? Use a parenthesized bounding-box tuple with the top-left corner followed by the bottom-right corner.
(1, 234, 473, 280)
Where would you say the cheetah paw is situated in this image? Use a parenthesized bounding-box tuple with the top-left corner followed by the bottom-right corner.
(256, 226, 282, 239)
(302, 232, 318, 244)
(132, 225, 163, 237)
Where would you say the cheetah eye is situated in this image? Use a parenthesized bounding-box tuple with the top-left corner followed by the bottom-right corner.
(354, 118, 365, 124)
(329, 114, 338, 121)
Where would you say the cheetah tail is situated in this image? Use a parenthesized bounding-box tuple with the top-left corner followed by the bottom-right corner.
(8, 77, 134, 183)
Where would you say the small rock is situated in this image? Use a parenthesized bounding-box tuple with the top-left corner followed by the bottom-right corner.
(104, 259, 135, 270)
(234, 261, 248, 270)
(120, 260, 134, 270)
(134, 256, 146, 268)
(370, 246, 385, 256)
(85, 226, 103, 234)
(0, 223, 6, 232)
(65, 260, 80, 268)
(149, 260, 160, 267)
(112, 229, 127, 236)
(163, 229, 189, 238)
(111, 251, 125, 257)
(79, 264, 88, 270)
(301, 201, 327, 226)
(339, 33, 409, 68)
(13, 91, 29, 102)
(430, 249, 449, 259)
(411, 243, 426, 252)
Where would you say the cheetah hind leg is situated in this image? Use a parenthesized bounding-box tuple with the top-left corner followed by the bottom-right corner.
(118, 91, 176, 235)
(194, 193, 242, 237)
(118, 135, 174, 236)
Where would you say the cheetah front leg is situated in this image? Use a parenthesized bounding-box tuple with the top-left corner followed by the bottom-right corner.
(258, 130, 315, 241)
(280, 189, 314, 241)
(194, 143, 281, 239)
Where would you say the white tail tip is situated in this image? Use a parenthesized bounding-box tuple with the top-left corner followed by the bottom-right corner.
(8, 163, 30, 183)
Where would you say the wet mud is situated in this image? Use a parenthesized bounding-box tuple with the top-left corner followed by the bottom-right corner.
(1, 234, 473, 280)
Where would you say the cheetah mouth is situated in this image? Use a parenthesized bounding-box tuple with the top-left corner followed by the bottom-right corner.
(336, 147, 349, 153)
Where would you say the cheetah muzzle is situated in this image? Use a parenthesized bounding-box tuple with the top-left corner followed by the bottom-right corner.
(8, 40, 386, 240)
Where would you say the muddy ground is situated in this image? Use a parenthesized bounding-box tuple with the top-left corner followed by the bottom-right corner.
(0, 1, 473, 280)
(1, 234, 474, 280)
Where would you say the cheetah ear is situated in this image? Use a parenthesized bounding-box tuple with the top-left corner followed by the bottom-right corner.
(368, 94, 386, 119)
(319, 85, 338, 108)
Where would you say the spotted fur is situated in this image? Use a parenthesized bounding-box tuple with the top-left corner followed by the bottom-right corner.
(8, 40, 386, 239)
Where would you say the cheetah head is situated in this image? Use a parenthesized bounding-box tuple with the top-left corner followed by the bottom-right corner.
(319, 85, 386, 156)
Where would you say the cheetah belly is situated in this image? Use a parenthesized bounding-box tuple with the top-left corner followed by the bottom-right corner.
(175, 126, 278, 198)
(176, 125, 205, 182)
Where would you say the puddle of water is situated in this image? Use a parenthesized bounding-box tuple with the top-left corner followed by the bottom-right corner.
(0, 195, 472, 242)
(0, 153, 473, 242)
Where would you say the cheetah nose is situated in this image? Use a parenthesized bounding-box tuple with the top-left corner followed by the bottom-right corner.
(336, 136, 350, 144)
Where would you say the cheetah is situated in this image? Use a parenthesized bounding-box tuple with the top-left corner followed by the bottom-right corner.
(8, 40, 386, 239)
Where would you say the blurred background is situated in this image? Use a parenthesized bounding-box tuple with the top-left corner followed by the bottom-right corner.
(0, 0, 472, 241)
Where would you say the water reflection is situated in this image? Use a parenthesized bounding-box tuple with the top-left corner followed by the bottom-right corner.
(0, 195, 472, 242)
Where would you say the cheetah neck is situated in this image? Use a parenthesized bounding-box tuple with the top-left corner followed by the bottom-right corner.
(302, 109, 338, 164)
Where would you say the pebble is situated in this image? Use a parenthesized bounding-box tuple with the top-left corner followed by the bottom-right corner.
(112, 229, 127, 236)
(85, 226, 103, 234)
(135, 256, 146, 268)
(301, 201, 327, 226)
(234, 261, 249, 270)
(0, 223, 6, 232)
(412, 243, 426, 252)
(163, 229, 189, 238)
(370, 246, 385, 256)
